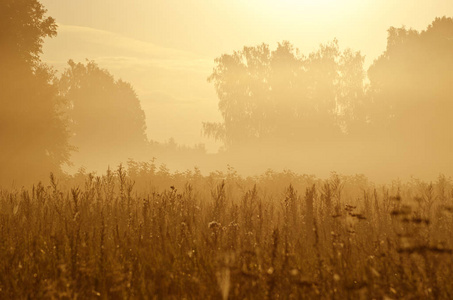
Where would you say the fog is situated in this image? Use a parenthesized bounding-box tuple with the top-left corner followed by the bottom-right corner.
(1, 1, 453, 186)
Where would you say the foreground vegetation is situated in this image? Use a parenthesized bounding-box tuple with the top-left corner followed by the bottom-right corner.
(1, 164, 452, 299)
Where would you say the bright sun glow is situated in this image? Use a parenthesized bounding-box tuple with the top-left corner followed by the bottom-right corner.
(244, 0, 353, 22)
(262, 0, 344, 11)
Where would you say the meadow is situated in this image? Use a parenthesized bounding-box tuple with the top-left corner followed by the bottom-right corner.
(1, 163, 452, 299)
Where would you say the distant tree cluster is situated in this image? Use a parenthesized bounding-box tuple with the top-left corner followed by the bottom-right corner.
(368, 17, 453, 156)
(204, 40, 367, 149)
(59, 60, 149, 170)
(205, 17, 453, 161)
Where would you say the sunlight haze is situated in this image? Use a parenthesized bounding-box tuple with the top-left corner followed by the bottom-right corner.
(3, 1, 453, 297)
(40, 0, 452, 153)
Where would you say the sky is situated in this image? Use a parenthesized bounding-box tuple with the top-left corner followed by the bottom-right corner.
(40, 0, 453, 152)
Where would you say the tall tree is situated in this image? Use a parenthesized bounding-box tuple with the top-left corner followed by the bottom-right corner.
(59, 60, 148, 170)
(368, 17, 453, 160)
(204, 40, 367, 150)
(0, 0, 71, 185)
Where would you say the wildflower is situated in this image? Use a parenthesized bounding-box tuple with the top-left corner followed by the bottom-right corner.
(208, 221, 221, 229)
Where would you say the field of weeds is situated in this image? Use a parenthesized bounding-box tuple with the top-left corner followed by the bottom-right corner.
(1, 164, 453, 299)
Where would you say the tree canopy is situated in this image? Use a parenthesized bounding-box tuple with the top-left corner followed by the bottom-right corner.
(204, 40, 368, 150)
(59, 60, 148, 170)
(368, 17, 453, 161)
(0, 0, 70, 185)
(0, 0, 57, 67)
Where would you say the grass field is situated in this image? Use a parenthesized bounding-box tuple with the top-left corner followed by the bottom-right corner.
(1, 164, 452, 299)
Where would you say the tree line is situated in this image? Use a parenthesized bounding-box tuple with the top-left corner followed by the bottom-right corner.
(204, 17, 453, 163)
(1, 0, 452, 184)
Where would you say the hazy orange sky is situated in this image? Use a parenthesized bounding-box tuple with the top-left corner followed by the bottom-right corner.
(40, 0, 453, 152)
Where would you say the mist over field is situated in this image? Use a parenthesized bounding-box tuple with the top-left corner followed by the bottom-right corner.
(1, 0, 453, 299)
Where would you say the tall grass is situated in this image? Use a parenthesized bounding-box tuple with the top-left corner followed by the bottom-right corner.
(0, 165, 452, 299)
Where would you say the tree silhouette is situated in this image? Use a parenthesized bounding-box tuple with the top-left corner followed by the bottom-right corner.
(59, 60, 148, 170)
(0, 0, 71, 185)
(204, 40, 367, 150)
(368, 17, 453, 160)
